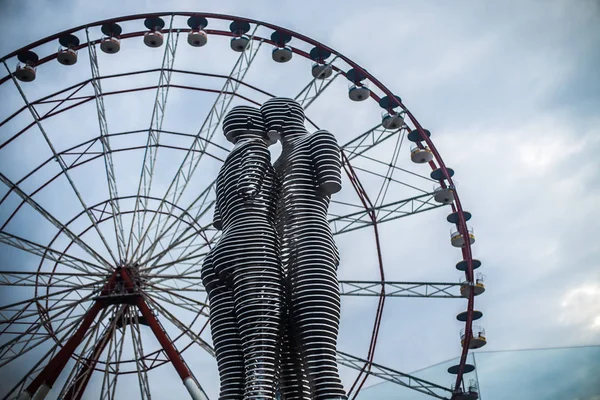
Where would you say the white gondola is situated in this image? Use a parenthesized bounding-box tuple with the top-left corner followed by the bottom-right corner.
(410, 144, 433, 163)
(452, 381, 480, 400)
(101, 37, 120, 54)
(460, 273, 486, 297)
(230, 35, 250, 52)
(272, 46, 293, 63)
(348, 83, 370, 102)
(450, 226, 475, 247)
(311, 63, 332, 79)
(434, 186, 454, 204)
(381, 112, 403, 130)
(461, 326, 487, 349)
(14, 64, 36, 82)
(188, 30, 208, 47)
(144, 30, 164, 48)
(57, 48, 77, 66)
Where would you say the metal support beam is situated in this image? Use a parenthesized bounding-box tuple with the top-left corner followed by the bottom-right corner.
(337, 351, 452, 399)
(15, 273, 117, 400)
(340, 281, 461, 298)
(0, 232, 105, 275)
(0, 270, 105, 288)
(85, 28, 127, 261)
(342, 123, 403, 161)
(129, 26, 263, 262)
(60, 306, 125, 400)
(294, 57, 340, 109)
(2, 60, 118, 265)
(21, 302, 103, 400)
(329, 192, 444, 235)
(126, 18, 180, 259)
(0, 173, 112, 270)
(118, 269, 208, 399)
(139, 274, 462, 299)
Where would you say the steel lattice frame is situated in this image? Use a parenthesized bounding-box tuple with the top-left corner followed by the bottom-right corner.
(0, 12, 481, 400)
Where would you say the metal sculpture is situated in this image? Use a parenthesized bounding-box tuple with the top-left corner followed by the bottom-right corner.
(261, 97, 346, 400)
(201, 105, 284, 399)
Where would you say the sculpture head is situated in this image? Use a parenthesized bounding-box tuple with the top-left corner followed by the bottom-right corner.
(223, 105, 268, 144)
(260, 97, 306, 137)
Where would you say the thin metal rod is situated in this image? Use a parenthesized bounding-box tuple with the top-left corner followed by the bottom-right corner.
(129, 28, 263, 261)
(85, 28, 127, 262)
(337, 351, 452, 399)
(0, 173, 112, 270)
(2, 60, 118, 265)
(126, 17, 180, 260)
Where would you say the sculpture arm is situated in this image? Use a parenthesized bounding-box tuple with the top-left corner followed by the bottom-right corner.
(238, 140, 271, 198)
(212, 200, 223, 230)
(310, 130, 342, 195)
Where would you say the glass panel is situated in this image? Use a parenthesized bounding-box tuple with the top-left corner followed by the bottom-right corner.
(357, 346, 600, 399)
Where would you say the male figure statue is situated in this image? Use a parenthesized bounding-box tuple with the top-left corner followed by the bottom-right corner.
(260, 97, 346, 400)
(201, 105, 283, 399)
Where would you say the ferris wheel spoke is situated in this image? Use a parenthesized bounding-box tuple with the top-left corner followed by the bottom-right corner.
(144, 295, 214, 357)
(341, 123, 404, 161)
(337, 351, 452, 399)
(144, 285, 209, 316)
(372, 128, 405, 212)
(2, 62, 119, 266)
(135, 181, 215, 267)
(0, 282, 98, 318)
(144, 275, 203, 292)
(147, 248, 210, 277)
(138, 217, 216, 274)
(127, 310, 152, 400)
(142, 226, 214, 272)
(140, 276, 462, 298)
(329, 192, 443, 235)
(293, 56, 340, 109)
(129, 29, 263, 261)
(339, 281, 462, 298)
(353, 152, 435, 185)
(100, 308, 127, 400)
(0, 289, 94, 331)
(125, 19, 181, 261)
(138, 220, 216, 276)
(349, 165, 431, 195)
(0, 174, 113, 270)
(0, 231, 107, 275)
(141, 239, 212, 277)
(0, 271, 105, 288)
(84, 30, 128, 263)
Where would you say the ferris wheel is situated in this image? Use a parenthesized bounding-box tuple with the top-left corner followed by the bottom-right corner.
(0, 12, 486, 400)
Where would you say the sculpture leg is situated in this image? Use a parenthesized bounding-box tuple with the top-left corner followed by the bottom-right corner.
(279, 290, 312, 399)
(290, 258, 347, 400)
(232, 263, 284, 399)
(202, 259, 244, 400)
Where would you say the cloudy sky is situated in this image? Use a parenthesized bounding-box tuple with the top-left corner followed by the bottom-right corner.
(0, 0, 599, 399)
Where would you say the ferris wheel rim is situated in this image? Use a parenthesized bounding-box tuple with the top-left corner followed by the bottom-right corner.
(0, 12, 479, 399)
